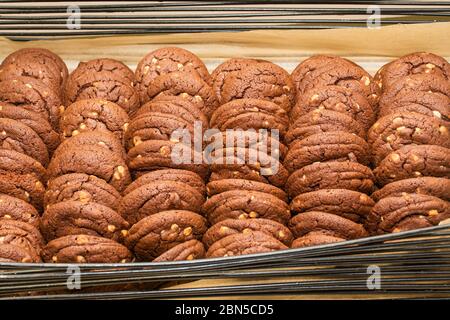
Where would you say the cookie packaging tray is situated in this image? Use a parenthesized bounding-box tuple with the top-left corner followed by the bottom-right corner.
(0, 16, 449, 299)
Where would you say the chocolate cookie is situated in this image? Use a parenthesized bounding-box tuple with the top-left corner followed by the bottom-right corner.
(153, 239, 205, 262)
(0, 102, 60, 154)
(206, 179, 288, 202)
(374, 145, 450, 186)
(123, 169, 206, 197)
(40, 200, 129, 242)
(135, 96, 208, 129)
(2, 48, 68, 83)
(206, 231, 287, 258)
(367, 194, 450, 234)
(208, 147, 289, 188)
(0, 118, 49, 166)
(211, 58, 266, 101)
(69, 58, 135, 85)
(285, 109, 366, 146)
(43, 234, 133, 263)
(0, 218, 44, 262)
(119, 180, 205, 225)
(124, 210, 207, 261)
(209, 98, 289, 137)
(286, 161, 374, 198)
(288, 211, 368, 239)
(290, 189, 375, 224)
(368, 112, 449, 165)
(202, 190, 290, 225)
(0, 149, 47, 182)
(219, 62, 295, 112)
(64, 68, 139, 116)
(379, 74, 450, 112)
(135, 47, 210, 104)
(45, 173, 122, 211)
(47, 144, 131, 192)
(0, 172, 45, 212)
(203, 218, 293, 247)
(283, 131, 371, 173)
(125, 111, 196, 151)
(371, 177, 450, 202)
(0, 76, 62, 130)
(60, 99, 129, 142)
(206, 130, 287, 161)
(0, 194, 40, 227)
(375, 52, 450, 91)
(291, 232, 345, 248)
(53, 130, 125, 160)
(291, 55, 339, 93)
(145, 71, 218, 119)
(127, 140, 209, 180)
(291, 85, 375, 130)
(0, 243, 34, 263)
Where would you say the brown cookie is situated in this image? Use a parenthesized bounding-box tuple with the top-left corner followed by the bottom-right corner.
(368, 112, 449, 165)
(135, 47, 211, 104)
(208, 147, 289, 188)
(367, 194, 450, 234)
(153, 239, 206, 262)
(0, 243, 35, 263)
(206, 230, 287, 258)
(47, 144, 131, 192)
(219, 62, 295, 112)
(291, 189, 375, 224)
(125, 112, 196, 151)
(291, 232, 345, 248)
(0, 172, 45, 212)
(0, 149, 47, 182)
(0, 76, 62, 130)
(0, 118, 49, 166)
(119, 180, 205, 225)
(53, 130, 126, 160)
(291, 85, 375, 130)
(127, 140, 209, 180)
(40, 200, 129, 242)
(2, 48, 68, 83)
(286, 161, 375, 198)
(135, 95, 208, 129)
(203, 218, 293, 247)
(209, 98, 289, 138)
(374, 145, 450, 186)
(372, 177, 450, 202)
(375, 52, 450, 91)
(289, 211, 368, 239)
(45, 173, 122, 211)
(0, 218, 45, 262)
(206, 179, 288, 202)
(285, 109, 366, 146)
(124, 210, 207, 261)
(69, 58, 135, 85)
(0, 194, 40, 228)
(202, 190, 290, 225)
(60, 99, 129, 142)
(145, 71, 218, 119)
(0, 102, 60, 154)
(43, 234, 133, 263)
(123, 169, 206, 197)
(283, 131, 371, 173)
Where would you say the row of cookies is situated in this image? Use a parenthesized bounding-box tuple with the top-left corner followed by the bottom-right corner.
(285, 55, 380, 247)
(367, 52, 450, 234)
(0, 48, 68, 263)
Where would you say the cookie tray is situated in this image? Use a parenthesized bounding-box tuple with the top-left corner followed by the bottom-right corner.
(0, 22, 449, 299)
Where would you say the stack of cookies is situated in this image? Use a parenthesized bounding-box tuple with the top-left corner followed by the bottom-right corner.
(367, 52, 450, 234)
(0, 48, 66, 263)
(201, 59, 296, 258)
(120, 48, 214, 262)
(40, 57, 138, 264)
(286, 55, 380, 248)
